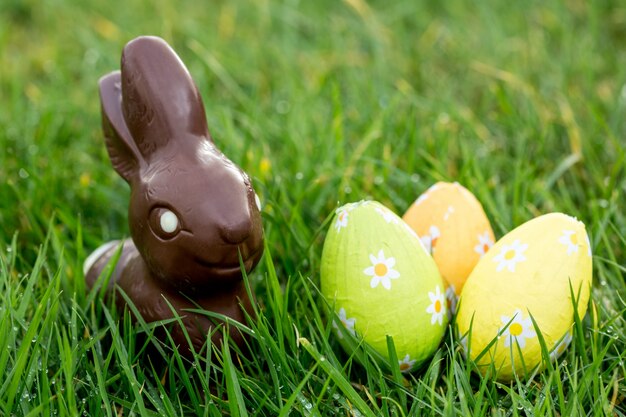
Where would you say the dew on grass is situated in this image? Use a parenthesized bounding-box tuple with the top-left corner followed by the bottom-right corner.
(410, 174, 420, 183)
(83, 48, 100, 66)
(438, 112, 451, 125)
(18, 168, 29, 179)
(344, 186, 352, 194)
(276, 100, 290, 114)
(295, 172, 304, 180)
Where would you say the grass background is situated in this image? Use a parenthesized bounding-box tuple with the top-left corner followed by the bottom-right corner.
(1, 0, 625, 415)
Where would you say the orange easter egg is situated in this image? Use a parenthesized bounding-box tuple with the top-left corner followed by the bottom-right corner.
(402, 182, 495, 302)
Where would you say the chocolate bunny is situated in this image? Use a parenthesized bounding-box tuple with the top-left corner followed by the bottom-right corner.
(84, 36, 264, 353)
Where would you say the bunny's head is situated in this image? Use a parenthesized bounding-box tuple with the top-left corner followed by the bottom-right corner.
(99, 36, 264, 289)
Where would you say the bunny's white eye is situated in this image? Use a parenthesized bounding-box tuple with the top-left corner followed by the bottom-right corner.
(150, 207, 182, 239)
(160, 210, 179, 233)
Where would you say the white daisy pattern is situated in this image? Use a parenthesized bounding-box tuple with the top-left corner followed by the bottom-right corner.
(414, 193, 429, 206)
(474, 231, 494, 258)
(558, 230, 579, 256)
(445, 285, 458, 318)
(492, 239, 528, 272)
(375, 206, 399, 224)
(334, 209, 349, 232)
(403, 222, 430, 254)
(398, 354, 417, 373)
(549, 330, 573, 362)
(426, 285, 446, 325)
(332, 307, 356, 339)
(420, 225, 441, 254)
(500, 310, 536, 349)
(363, 250, 400, 290)
(443, 205, 455, 221)
(413, 184, 440, 207)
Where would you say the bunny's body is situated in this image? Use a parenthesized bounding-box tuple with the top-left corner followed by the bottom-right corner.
(84, 36, 264, 353)
(85, 239, 254, 349)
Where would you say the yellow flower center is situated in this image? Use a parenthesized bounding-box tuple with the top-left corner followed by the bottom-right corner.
(509, 323, 523, 336)
(569, 233, 578, 245)
(374, 263, 388, 276)
(399, 362, 410, 372)
(434, 300, 442, 313)
(504, 250, 516, 260)
(483, 244, 490, 253)
(339, 212, 346, 221)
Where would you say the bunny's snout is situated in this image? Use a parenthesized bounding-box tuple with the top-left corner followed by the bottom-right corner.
(220, 218, 252, 245)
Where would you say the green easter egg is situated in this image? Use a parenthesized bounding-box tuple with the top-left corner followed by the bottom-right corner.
(321, 201, 448, 373)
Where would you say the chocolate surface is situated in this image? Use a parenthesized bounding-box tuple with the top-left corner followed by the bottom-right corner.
(85, 36, 264, 354)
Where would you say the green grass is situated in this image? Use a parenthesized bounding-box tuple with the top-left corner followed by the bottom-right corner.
(1, 0, 625, 415)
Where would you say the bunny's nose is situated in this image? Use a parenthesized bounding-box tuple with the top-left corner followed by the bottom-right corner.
(220, 218, 252, 245)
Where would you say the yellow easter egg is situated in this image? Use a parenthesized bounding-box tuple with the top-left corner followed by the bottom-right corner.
(456, 213, 593, 381)
(402, 182, 495, 302)
(321, 201, 448, 373)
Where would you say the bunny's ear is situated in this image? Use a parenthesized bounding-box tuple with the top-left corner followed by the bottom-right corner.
(120, 36, 210, 160)
(99, 71, 144, 183)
